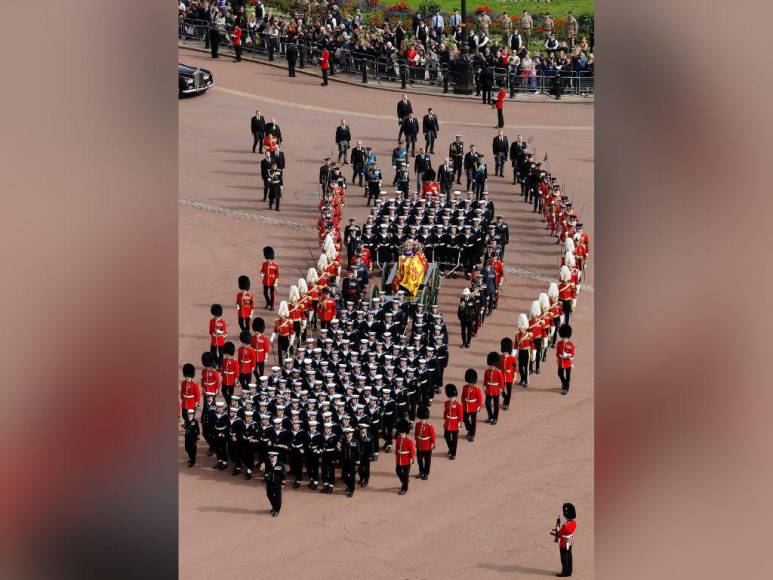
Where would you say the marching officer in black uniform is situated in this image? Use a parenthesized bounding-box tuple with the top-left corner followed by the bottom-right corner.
(320, 422, 339, 493)
(457, 288, 476, 348)
(264, 451, 286, 517)
(212, 401, 230, 470)
(243, 410, 259, 479)
(343, 218, 361, 265)
(449, 134, 464, 184)
(305, 420, 323, 489)
(267, 161, 283, 211)
(288, 418, 307, 488)
(395, 162, 410, 195)
(357, 422, 373, 486)
(184, 409, 200, 467)
(338, 426, 362, 497)
(422, 107, 440, 154)
(463, 145, 477, 192)
(438, 157, 454, 201)
(365, 162, 382, 207)
(319, 157, 332, 195)
(260, 151, 273, 202)
(400, 112, 420, 157)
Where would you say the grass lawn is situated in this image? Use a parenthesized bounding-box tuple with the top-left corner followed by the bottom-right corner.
(404, 0, 595, 19)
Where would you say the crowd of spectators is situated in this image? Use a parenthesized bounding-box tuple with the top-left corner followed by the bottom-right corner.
(179, 0, 594, 93)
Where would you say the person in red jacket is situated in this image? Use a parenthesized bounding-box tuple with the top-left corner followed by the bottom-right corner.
(320, 46, 330, 86)
(200, 351, 221, 400)
(209, 303, 227, 370)
(235, 275, 254, 332)
(316, 288, 337, 330)
(495, 85, 506, 128)
(443, 384, 464, 459)
(556, 324, 575, 396)
(499, 337, 517, 410)
(231, 24, 242, 62)
(251, 317, 270, 378)
(237, 331, 257, 389)
(551, 502, 577, 577)
(220, 341, 239, 405)
(515, 313, 533, 388)
(461, 369, 484, 442)
(413, 406, 436, 479)
(483, 352, 503, 424)
(394, 419, 415, 495)
(180, 363, 201, 424)
(260, 246, 279, 311)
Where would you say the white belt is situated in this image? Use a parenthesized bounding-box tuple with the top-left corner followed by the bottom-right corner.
(418, 436, 431, 440)
(398, 450, 410, 454)
(182, 394, 194, 398)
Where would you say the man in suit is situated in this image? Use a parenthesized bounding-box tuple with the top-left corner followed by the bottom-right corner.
(414, 148, 432, 188)
(260, 151, 273, 202)
(438, 157, 454, 201)
(463, 145, 477, 192)
(335, 119, 352, 164)
(492, 130, 509, 177)
(264, 118, 282, 145)
(480, 65, 494, 105)
(350, 141, 367, 186)
(251, 109, 266, 153)
(272, 143, 286, 172)
(396, 94, 413, 139)
(422, 107, 440, 154)
(400, 112, 420, 156)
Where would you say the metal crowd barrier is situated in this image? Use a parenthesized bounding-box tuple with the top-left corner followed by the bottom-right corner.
(178, 19, 594, 96)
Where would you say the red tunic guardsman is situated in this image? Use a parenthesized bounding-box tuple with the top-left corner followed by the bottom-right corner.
(260, 246, 279, 311)
(250, 317, 270, 378)
(394, 421, 416, 494)
(200, 352, 221, 397)
(499, 338, 516, 411)
(180, 363, 201, 416)
(236, 275, 254, 333)
(237, 331, 257, 389)
(271, 301, 294, 363)
(317, 289, 337, 330)
(413, 406, 436, 479)
(558, 266, 576, 324)
(556, 324, 575, 396)
(442, 384, 464, 459)
(552, 502, 577, 577)
(528, 300, 545, 375)
(220, 341, 239, 405)
(515, 313, 533, 388)
(461, 369, 484, 442)
(483, 352, 503, 425)
(209, 303, 227, 369)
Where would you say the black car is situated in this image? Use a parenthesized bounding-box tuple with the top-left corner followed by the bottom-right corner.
(178, 63, 214, 97)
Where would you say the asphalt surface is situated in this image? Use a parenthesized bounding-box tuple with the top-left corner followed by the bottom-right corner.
(179, 48, 594, 579)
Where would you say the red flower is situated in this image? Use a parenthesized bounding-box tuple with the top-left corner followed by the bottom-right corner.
(474, 5, 493, 16)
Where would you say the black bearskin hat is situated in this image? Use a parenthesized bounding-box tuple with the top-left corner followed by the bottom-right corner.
(397, 419, 412, 434)
(239, 331, 251, 345)
(486, 351, 500, 366)
(210, 303, 223, 317)
(416, 406, 430, 420)
(263, 246, 275, 260)
(252, 317, 266, 333)
(464, 369, 478, 383)
(500, 337, 513, 353)
(201, 352, 213, 368)
(223, 342, 236, 356)
(238, 275, 251, 290)
(559, 324, 572, 339)
(563, 503, 576, 519)
(182, 363, 195, 378)
(445, 383, 458, 398)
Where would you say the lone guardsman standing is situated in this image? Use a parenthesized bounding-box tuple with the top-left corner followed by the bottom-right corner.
(260, 246, 279, 310)
(551, 502, 577, 576)
(264, 451, 286, 517)
(556, 324, 575, 396)
(394, 419, 415, 495)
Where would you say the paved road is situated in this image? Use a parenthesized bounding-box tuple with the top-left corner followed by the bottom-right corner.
(179, 48, 594, 579)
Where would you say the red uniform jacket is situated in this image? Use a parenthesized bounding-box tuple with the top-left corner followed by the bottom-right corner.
(559, 281, 575, 301)
(201, 368, 221, 396)
(558, 520, 577, 548)
(492, 258, 504, 285)
(483, 368, 504, 396)
(180, 379, 201, 410)
(274, 318, 293, 337)
(515, 330, 532, 350)
(500, 353, 516, 383)
(320, 49, 330, 70)
(289, 303, 303, 322)
(308, 283, 320, 301)
(261, 260, 279, 286)
(528, 320, 544, 345)
(236, 291, 254, 319)
(209, 318, 227, 347)
(221, 357, 239, 386)
(414, 421, 436, 451)
(394, 435, 415, 466)
(495, 88, 506, 110)
(238, 345, 257, 375)
(556, 340, 575, 369)
(443, 400, 464, 431)
(461, 383, 484, 413)
(317, 297, 336, 322)
(251, 334, 270, 363)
